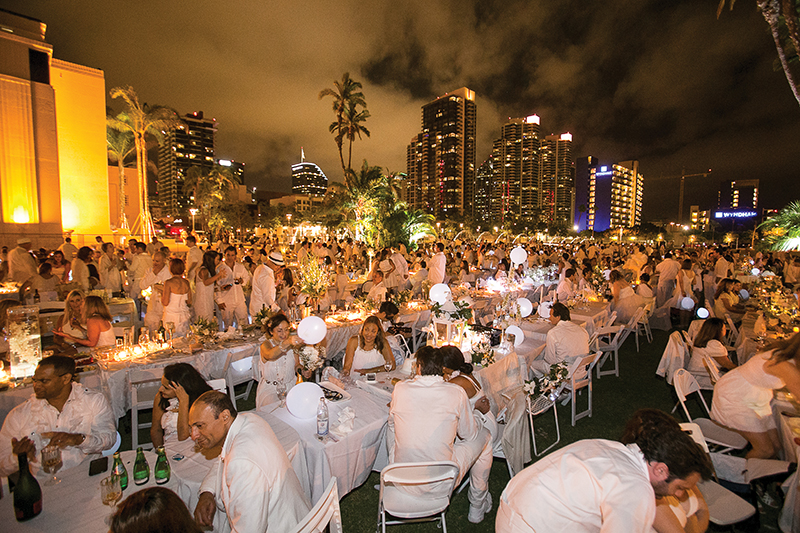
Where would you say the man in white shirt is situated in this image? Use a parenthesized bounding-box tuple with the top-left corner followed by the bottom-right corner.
(531, 303, 590, 376)
(366, 270, 387, 304)
(250, 251, 284, 316)
(556, 268, 577, 303)
(191, 391, 310, 533)
(185, 235, 204, 282)
(7, 238, 38, 283)
(0, 356, 116, 476)
(428, 243, 447, 285)
(127, 242, 152, 316)
(655, 253, 681, 307)
(57, 237, 79, 262)
(140, 251, 172, 334)
(217, 245, 250, 328)
(496, 421, 712, 532)
(409, 261, 428, 297)
(388, 346, 493, 523)
(390, 244, 410, 291)
(712, 249, 730, 284)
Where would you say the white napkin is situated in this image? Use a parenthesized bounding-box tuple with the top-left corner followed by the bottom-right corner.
(330, 407, 356, 439)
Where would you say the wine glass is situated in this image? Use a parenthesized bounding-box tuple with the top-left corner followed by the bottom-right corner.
(276, 380, 287, 408)
(165, 322, 175, 347)
(100, 474, 122, 510)
(384, 360, 393, 374)
(41, 445, 62, 485)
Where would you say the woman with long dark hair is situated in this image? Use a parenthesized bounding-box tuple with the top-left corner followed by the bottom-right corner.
(110, 487, 202, 533)
(54, 295, 115, 348)
(342, 315, 395, 376)
(194, 250, 223, 322)
(687, 318, 735, 388)
(256, 313, 302, 408)
(151, 363, 212, 447)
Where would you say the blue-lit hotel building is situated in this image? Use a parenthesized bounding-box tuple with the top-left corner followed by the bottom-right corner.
(575, 157, 643, 232)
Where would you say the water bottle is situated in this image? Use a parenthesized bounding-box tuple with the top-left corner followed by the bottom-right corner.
(154, 446, 170, 484)
(316, 397, 329, 437)
(112, 451, 128, 490)
(13, 453, 42, 521)
(133, 447, 150, 485)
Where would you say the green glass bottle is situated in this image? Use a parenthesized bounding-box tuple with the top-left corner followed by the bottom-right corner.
(133, 447, 149, 485)
(112, 451, 128, 490)
(154, 446, 170, 485)
(13, 453, 42, 521)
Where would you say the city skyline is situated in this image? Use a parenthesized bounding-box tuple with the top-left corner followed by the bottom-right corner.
(4, 1, 799, 224)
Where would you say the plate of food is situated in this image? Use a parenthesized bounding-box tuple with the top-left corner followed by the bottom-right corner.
(318, 381, 351, 403)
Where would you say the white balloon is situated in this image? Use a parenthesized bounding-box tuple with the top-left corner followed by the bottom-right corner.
(739, 289, 749, 301)
(429, 283, 451, 305)
(505, 325, 525, 347)
(286, 382, 323, 419)
(538, 302, 552, 319)
(696, 307, 710, 319)
(751, 268, 760, 276)
(510, 246, 528, 265)
(680, 296, 695, 310)
(297, 316, 327, 345)
(517, 297, 533, 318)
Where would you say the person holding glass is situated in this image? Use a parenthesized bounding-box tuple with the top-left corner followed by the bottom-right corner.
(151, 363, 212, 448)
(162, 258, 192, 338)
(342, 315, 395, 376)
(256, 313, 302, 408)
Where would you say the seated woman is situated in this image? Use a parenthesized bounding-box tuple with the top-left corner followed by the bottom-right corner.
(458, 260, 476, 284)
(48, 250, 71, 283)
(440, 345, 501, 454)
(54, 295, 116, 348)
(687, 317, 736, 388)
(636, 272, 655, 298)
(151, 363, 212, 448)
(609, 269, 644, 324)
(110, 487, 202, 533)
(20, 262, 60, 302)
(161, 258, 192, 337)
(53, 289, 86, 353)
(714, 278, 746, 324)
(342, 315, 395, 376)
(256, 313, 302, 408)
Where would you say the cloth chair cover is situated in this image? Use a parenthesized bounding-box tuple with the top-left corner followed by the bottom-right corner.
(656, 330, 690, 385)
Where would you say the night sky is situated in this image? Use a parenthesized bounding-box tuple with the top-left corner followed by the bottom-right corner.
(6, 0, 799, 222)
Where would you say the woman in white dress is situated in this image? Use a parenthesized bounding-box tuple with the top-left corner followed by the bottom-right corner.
(151, 363, 212, 447)
(48, 250, 71, 283)
(194, 251, 223, 322)
(669, 259, 697, 308)
(99, 242, 122, 294)
(441, 346, 501, 454)
(687, 318, 736, 388)
(342, 315, 395, 376)
(54, 295, 116, 348)
(53, 290, 86, 353)
(256, 313, 302, 408)
(162, 258, 192, 337)
(609, 269, 643, 325)
(711, 333, 800, 458)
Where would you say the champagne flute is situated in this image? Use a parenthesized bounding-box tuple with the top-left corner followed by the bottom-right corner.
(276, 380, 287, 408)
(165, 322, 175, 347)
(384, 360, 393, 374)
(100, 474, 122, 510)
(41, 444, 63, 485)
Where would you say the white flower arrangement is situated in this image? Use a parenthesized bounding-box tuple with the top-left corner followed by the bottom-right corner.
(296, 344, 326, 372)
(524, 264, 558, 285)
(524, 362, 570, 401)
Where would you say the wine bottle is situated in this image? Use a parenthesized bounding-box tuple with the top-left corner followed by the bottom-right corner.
(157, 321, 166, 343)
(112, 451, 128, 490)
(316, 397, 329, 437)
(154, 446, 170, 485)
(13, 453, 42, 521)
(133, 447, 149, 485)
(33, 290, 40, 304)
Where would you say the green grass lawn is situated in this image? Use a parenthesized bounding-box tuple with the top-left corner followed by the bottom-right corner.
(119, 328, 782, 532)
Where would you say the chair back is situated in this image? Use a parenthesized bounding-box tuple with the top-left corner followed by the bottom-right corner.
(701, 351, 722, 384)
(290, 477, 342, 533)
(673, 369, 712, 421)
(206, 378, 228, 393)
(569, 352, 602, 391)
(129, 367, 164, 407)
(679, 422, 711, 454)
(477, 351, 524, 415)
(688, 319, 706, 342)
(379, 461, 460, 519)
(724, 314, 740, 346)
(223, 351, 257, 384)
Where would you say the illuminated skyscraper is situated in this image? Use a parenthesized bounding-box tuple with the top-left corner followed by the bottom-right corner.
(718, 179, 759, 210)
(291, 149, 327, 197)
(158, 111, 217, 216)
(490, 115, 541, 224)
(577, 158, 643, 232)
(540, 133, 574, 226)
(405, 87, 477, 218)
(473, 158, 496, 225)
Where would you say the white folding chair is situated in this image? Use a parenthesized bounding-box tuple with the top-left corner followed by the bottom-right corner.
(206, 378, 228, 394)
(411, 314, 431, 353)
(679, 423, 757, 527)
(701, 350, 722, 385)
(378, 461, 460, 533)
(724, 313, 740, 349)
(527, 394, 560, 456)
(562, 352, 602, 426)
(672, 369, 748, 453)
(594, 310, 641, 378)
(129, 367, 164, 450)
(290, 477, 342, 533)
(222, 351, 257, 411)
(637, 298, 655, 344)
(629, 307, 648, 352)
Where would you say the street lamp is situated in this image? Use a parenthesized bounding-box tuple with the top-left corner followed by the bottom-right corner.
(189, 208, 198, 234)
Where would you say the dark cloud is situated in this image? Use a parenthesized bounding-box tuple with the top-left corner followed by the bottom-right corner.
(4, 0, 798, 222)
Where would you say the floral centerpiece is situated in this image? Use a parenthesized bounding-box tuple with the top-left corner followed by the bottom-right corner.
(389, 289, 413, 308)
(524, 264, 559, 285)
(247, 307, 277, 334)
(524, 362, 570, 401)
(432, 300, 473, 322)
(295, 344, 326, 379)
(189, 317, 218, 343)
(470, 335, 495, 367)
(298, 257, 329, 305)
(351, 294, 376, 314)
(493, 292, 521, 330)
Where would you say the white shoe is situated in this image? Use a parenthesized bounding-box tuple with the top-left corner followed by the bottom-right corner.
(468, 493, 493, 523)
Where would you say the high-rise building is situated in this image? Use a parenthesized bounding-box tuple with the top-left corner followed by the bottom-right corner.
(540, 133, 574, 226)
(473, 158, 495, 225)
(490, 115, 541, 224)
(158, 111, 217, 217)
(405, 87, 476, 218)
(218, 158, 245, 184)
(291, 149, 327, 196)
(576, 158, 643, 232)
(718, 179, 759, 210)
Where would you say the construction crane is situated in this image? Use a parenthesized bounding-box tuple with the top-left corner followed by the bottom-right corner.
(659, 168, 712, 224)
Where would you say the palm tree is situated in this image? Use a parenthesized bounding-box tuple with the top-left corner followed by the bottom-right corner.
(343, 102, 371, 171)
(106, 115, 135, 230)
(319, 73, 367, 177)
(182, 164, 240, 233)
(759, 200, 800, 250)
(718, 0, 800, 106)
(108, 86, 182, 240)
